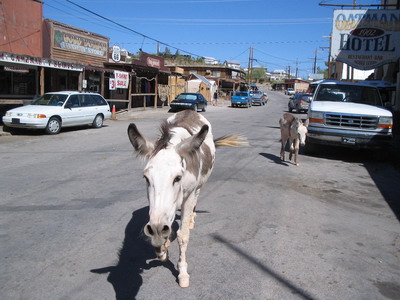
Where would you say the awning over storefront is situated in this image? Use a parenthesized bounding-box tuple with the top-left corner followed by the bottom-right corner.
(0, 51, 84, 71)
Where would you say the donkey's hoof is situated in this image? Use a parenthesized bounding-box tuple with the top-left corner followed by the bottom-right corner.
(158, 250, 168, 262)
(178, 275, 190, 288)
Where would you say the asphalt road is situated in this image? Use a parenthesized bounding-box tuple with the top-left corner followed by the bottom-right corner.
(1, 91, 399, 300)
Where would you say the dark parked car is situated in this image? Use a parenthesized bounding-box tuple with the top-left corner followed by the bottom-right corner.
(250, 90, 266, 106)
(170, 93, 207, 112)
(288, 93, 312, 113)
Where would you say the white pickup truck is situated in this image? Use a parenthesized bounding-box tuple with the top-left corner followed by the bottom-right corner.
(285, 88, 295, 96)
(306, 80, 393, 150)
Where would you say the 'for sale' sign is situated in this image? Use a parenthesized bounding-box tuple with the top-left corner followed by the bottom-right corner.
(114, 71, 129, 89)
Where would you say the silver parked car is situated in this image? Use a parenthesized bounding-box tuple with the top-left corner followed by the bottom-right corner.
(249, 90, 266, 106)
(288, 93, 312, 113)
(2, 91, 112, 134)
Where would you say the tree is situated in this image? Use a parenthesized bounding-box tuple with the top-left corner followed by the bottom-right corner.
(251, 67, 267, 83)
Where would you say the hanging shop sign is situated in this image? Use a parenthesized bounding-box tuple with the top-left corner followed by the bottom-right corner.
(109, 78, 116, 90)
(147, 56, 161, 68)
(331, 9, 400, 70)
(112, 45, 121, 62)
(139, 51, 165, 69)
(53, 29, 108, 58)
(114, 70, 129, 89)
(0, 52, 83, 71)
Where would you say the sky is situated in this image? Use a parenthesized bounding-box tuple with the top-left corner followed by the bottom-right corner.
(43, 0, 383, 78)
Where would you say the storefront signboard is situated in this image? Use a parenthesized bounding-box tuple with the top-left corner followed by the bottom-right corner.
(331, 9, 400, 70)
(0, 52, 83, 71)
(114, 70, 129, 89)
(53, 29, 108, 58)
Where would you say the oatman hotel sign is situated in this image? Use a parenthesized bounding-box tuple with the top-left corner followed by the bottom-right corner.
(331, 9, 400, 70)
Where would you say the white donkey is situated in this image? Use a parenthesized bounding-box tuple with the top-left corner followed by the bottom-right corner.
(127, 110, 246, 288)
(279, 112, 309, 166)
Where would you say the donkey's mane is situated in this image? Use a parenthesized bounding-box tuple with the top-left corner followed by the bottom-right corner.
(152, 119, 196, 157)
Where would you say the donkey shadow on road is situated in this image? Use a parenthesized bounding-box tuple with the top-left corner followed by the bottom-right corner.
(91, 206, 179, 300)
(259, 152, 290, 166)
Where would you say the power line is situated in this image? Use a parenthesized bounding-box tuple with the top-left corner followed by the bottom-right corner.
(112, 39, 328, 46)
(65, 0, 205, 58)
(45, 2, 129, 36)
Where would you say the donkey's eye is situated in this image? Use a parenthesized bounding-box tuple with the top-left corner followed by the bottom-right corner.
(173, 176, 182, 184)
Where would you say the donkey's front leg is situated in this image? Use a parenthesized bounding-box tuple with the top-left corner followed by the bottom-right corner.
(289, 138, 295, 162)
(177, 193, 197, 288)
(293, 138, 300, 166)
(280, 139, 286, 161)
(189, 189, 200, 229)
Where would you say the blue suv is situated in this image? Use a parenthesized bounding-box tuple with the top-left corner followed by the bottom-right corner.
(231, 91, 252, 108)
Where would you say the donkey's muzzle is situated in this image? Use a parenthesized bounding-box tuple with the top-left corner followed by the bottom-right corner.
(144, 222, 171, 246)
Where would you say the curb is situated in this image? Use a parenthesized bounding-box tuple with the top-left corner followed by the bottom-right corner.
(0, 128, 11, 136)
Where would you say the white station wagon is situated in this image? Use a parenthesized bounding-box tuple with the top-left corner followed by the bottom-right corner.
(2, 91, 112, 134)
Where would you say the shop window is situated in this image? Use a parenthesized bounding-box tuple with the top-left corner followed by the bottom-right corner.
(87, 73, 100, 93)
(0, 67, 36, 96)
(59, 75, 67, 91)
(213, 71, 221, 77)
(0, 69, 12, 95)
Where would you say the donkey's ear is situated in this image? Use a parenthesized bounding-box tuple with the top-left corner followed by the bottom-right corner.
(304, 119, 309, 127)
(177, 125, 209, 155)
(127, 123, 154, 158)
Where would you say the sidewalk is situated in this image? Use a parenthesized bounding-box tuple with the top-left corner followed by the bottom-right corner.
(0, 100, 232, 135)
(115, 98, 231, 120)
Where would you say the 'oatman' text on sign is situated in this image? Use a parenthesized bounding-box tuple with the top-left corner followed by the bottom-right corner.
(331, 9, 400, 70)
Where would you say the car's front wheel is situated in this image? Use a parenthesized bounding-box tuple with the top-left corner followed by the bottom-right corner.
(92, 114, 104, 128)
(46, 117, 61, 134)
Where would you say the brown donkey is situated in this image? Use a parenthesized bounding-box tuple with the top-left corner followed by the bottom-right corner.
(279, 113, 309, 166)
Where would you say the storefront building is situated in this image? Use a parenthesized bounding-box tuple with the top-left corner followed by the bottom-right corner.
(105, 51, 171, 110)
(43, 19, 110, 93)
(167, 64, 246, 98)
(0, 52, 83, 104)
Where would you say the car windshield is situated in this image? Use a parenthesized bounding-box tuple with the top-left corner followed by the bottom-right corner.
(177, 94, 197, 100)
(250, 91, 261, 95)
(315, 84, 382, 106)
(32, 94, 69, 106)
(234, 92, 248, 96)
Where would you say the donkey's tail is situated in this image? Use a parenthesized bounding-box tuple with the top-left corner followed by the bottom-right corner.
(214, 134, 248, 148)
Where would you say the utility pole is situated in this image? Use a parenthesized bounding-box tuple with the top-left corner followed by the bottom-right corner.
(313, 49, 320, 74)
(295, 60, 298, 79)
(247, 47, 253, 83)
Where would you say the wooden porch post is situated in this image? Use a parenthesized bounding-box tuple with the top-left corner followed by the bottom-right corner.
(128, 73, 132, 110)
(40, 67, 45, 95)
(154, 74, 158, 108)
